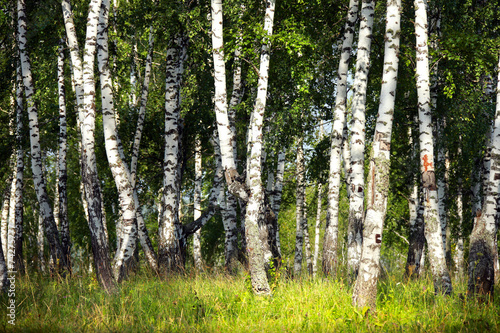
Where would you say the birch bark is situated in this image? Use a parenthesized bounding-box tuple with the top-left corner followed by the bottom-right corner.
(294, 138, 305, 276)
(12, 62, 24, 273)
(193, 135, 203, 271)
(18, 0, 69, 273)
(352, 0, 401, 309)
(414, 0, 452, 295)
(57, 42, 70, 266)
(158, 35, 187, 274)
(243, 0, 276, 294)
(323, 0, 359, 276)
(467, 52, 500, 299)
(347, 0, 375, 275)
(97, 0, 138, 282)
(62, 0, 116, 291)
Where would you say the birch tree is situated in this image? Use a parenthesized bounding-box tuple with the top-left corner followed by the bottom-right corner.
(467, 52, 500, 299)
(11, 62, 24, 273)
(57, 42, 70, 266)
(352, 0, 401, 309)
(323, 0, 359, 276)
(158, 35, 187, 274)
(347, 0, 375, 275)
(18, 0, 69, 273)
(294, 138, 305, 276)
(62, 0, 116, 292)
(414, 0, 452, 295)
(97, 0, 138, 282)
(193, 135, 203, 271)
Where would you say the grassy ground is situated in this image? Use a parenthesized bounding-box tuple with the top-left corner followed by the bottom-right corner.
(0, 267, 498, 332)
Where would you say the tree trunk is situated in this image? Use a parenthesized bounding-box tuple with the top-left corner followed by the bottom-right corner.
(467, 52, 500, 300)
(12, 62, 24, 274)
(414, 0, 452, 295)
(158, 35, 187, 274)
(313, 182, 322, 278)
(242, 0, 276, 295)
(97, 0, 138, 282)
(347, 0, 375, 276)
(193, 135, 203, 271)
(405, 181, 426, 279)
(323, 0, 359, 276)
(57, 41, 70, 267)
(18, 0, 69, 274)
(454, 179, 464, 278)
(294, 138, 305, 276)
(352, 0, 401, 309)
(273, 150, 286, 256)
(303, 210, 313, 276)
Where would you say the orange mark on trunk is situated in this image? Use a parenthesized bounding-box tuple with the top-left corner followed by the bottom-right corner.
(422, 154, 433, 171)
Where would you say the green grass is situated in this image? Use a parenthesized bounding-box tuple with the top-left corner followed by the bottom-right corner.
(0, 269, 499, 332)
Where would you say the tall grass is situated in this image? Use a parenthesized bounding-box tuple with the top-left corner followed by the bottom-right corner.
(0, 267, 498, 332)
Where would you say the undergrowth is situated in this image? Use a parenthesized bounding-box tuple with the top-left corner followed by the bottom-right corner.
(0, 268, 498, 332)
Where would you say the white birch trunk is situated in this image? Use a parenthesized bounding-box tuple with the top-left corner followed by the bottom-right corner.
(323, 0, 359, 276)
(352, 0, 401, 309)
(467, 52, 500, 298)
(37, 214, 46, 272)
(414, 0, 452, 295)
(18, 0, 69, 273)
(64, 0, 115, 291)
(313, 182, 322, 278)
(455, 180, 464, 278)
(193, 135, 203, 271)
(97, 0, 138, 282)
(243, 0, 276, 295)
(303, 210, 313, 275)
(211, 0, 248, 202)
(57, 41, 70, 265)
(347, 0, 375, 275)
(1, 188, 9, 260)
(274, 150, 286, 255)
(159, 36, 186, 273)
(294, 138, 305, 276)
(12, 63, 24, 273)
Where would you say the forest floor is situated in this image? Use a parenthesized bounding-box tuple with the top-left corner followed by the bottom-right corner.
(0, 266, 499, 332)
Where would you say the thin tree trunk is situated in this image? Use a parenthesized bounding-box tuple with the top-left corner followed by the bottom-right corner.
(273, 150, 286, 256)
(323, 0, 359, 276)
(303, 210, 313, 275)
(414, 0, 452, 295)
(57, 41, 70, 267)
(467, 52, 500, 300)
(12, 62, 24, 274)
(18, 0, 69, 274)
(313, 182, 322, 278)
(65, 0, 116, 291)
(347, 0, 375, 275)
(352, 0, 401, 309)
(455, 179, 464, 278)
(37, 214, 46, 272)
(243, 0, 275, 295)
(294, 137, 305, 276)
(97, 0, 138, 282)
(193, 135, 203, 271)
